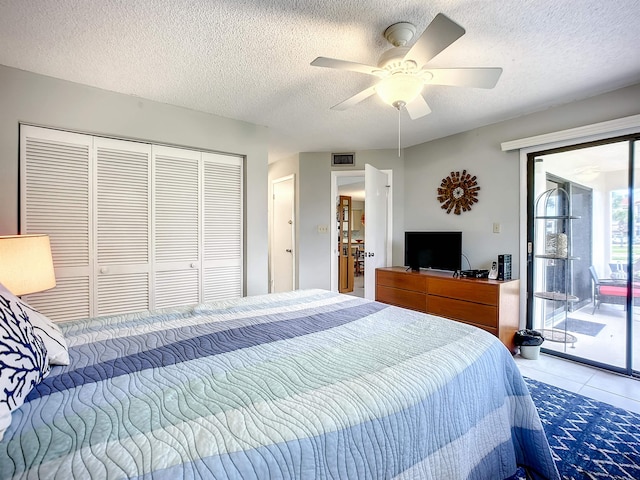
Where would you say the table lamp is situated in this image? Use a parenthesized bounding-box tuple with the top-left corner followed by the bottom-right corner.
(0, 234, 56, 296)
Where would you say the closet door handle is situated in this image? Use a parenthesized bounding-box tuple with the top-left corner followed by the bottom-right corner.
(285, 249, 292, 253)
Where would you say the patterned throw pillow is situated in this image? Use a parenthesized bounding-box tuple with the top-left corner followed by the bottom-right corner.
(0, 289, 51, 441)
(0, 283, 69, 366)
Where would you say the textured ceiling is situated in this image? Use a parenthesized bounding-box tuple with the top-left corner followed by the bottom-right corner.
(1, 0, 639, 162)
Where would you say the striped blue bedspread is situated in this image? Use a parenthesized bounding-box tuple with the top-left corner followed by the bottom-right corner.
(0, 289, 559, 479)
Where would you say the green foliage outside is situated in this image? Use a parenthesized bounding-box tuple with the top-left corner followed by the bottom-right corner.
(610, 190, 640, 266)
(611, 246, 630, 262)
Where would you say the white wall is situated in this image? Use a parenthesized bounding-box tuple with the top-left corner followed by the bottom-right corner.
(405, 129, 518, 273)
(404, 83, 640, 279)
(0, 65, 269, 295)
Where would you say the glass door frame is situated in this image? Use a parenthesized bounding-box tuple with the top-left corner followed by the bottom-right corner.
(526, 134, 639, 378)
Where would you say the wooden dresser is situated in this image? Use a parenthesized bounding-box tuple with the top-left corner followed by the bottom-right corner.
(375, 267, 520, 352)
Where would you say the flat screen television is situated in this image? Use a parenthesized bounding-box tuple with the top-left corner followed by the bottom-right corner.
(404, 231, 462, 272)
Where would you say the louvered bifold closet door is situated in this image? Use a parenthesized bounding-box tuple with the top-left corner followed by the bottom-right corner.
(95, 138, 151, 316)
(202, 153, 243, 301)
(20, 126, 92, 322)
(153, 145, 201, 309)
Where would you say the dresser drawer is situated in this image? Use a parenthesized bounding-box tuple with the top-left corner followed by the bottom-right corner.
(428, 278, 498, 305)
(376, 270, 427, 293)
(376, 285, 427, 312)
(426, 295, 498, 328)
(473, 324, 498, 336)
(376, 268, 518, 352)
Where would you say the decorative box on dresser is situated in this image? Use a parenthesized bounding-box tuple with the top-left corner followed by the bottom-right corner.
(376, 267, 520, 353)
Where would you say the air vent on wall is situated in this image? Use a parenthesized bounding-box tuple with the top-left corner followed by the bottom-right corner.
(332, 153, 355, 166)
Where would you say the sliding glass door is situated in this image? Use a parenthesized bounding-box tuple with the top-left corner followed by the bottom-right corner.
(528, 135, 639, 376)
(633, 139, 639, 373)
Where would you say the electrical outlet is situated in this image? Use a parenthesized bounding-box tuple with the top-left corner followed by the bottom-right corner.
(317, 225, 329, 234)
(493, 222, 501, 233)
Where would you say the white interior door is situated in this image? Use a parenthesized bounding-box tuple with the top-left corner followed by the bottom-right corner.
(94, 137, 151, 316)
(20, 126, 93, 322)
(152, 145, 201, 309)
(202, 152, 243, 301)
(364, 164, 389, 300)
(271, 176, 295, 292)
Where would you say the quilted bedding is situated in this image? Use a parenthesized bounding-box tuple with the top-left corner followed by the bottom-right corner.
(0, 289, 559, 479)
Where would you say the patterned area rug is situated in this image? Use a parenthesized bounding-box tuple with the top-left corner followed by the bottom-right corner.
(513, 377, 640, 479)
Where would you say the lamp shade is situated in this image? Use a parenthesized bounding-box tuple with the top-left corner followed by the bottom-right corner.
(375, 74, 424, 108)
(0, 234, 56, 296)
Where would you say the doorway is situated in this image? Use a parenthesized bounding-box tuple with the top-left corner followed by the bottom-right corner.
(330, 166, 393, 299)
(337, 195, 356, 294)
(337, 180, 366, 297)
(527, 136, 639, 376)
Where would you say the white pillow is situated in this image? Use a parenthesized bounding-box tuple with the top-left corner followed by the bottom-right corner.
(0, 287, 51, 441)
(0, 283, 69, 366)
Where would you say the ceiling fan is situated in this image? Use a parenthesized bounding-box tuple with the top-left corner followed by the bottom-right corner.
(311, 13, 502, 119)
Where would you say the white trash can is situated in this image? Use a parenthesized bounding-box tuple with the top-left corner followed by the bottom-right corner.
(515, 330, 544, 360)
(520, 345, 540, 360)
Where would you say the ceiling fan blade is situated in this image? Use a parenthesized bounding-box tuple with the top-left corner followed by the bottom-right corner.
(425, 67, 503, 88)
(311, 57, 383, 77)
(405, 95, 432, 119)
(331, 86, 377, 111)
(404, 13, 465, 67)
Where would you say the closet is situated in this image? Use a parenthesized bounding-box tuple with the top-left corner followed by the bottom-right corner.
(20, 125, 243, 322)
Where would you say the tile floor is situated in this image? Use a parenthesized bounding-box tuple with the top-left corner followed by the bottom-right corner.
(514, 352, 640, 414)
(347, 274, 365, 298)
(537, 302, 640, 370)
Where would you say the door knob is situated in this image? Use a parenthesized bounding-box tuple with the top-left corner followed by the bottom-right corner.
(286, 249, 292, 253)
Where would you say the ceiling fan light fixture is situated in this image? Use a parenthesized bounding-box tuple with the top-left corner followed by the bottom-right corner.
(310, 13, 501, 117)
(375, 74, 423, 109)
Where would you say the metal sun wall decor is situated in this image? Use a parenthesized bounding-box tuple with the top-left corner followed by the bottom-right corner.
(437, 170, 480, 215)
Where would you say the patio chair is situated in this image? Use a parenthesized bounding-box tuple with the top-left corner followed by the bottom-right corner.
(589, 265, 640, 314)
(609, 262, 628, 279)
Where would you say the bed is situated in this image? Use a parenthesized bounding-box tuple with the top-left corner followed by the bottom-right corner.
(0, 289, 559, 479)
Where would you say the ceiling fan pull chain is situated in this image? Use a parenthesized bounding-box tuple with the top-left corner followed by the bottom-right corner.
(398, 106, 401, 157)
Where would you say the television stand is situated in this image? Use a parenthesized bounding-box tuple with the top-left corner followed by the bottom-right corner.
(375, 267, 519, 352)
